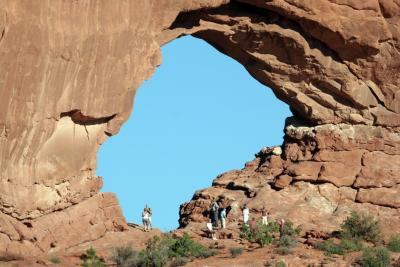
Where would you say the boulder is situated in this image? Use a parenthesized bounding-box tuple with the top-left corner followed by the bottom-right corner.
(274, 175, 293, 189)
(354, 151, 400, 188)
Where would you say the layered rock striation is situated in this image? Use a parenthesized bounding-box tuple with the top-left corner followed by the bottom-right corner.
(0, 0, 399, 261)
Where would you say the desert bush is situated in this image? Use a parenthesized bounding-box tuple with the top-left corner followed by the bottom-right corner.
(273, 225, 299, 256)
(387, 235, 400, 252)
(229, 247, 243, 258)
(169, 256, 189, 267)
(315, 240, 345, 256)
(240, 223, 253, 241)
(81, 247, 106, 267)
(360, 247, 390, 267)
(281, 221, 301, 237)
(340, 238, 362, 252)
(315, 238, 363, 257)
(136, 236, 171, 267)
(275, 261, 287, 267)
(255, 223, 275, 247)
(111, 244, 138, 267)
(49, 253, 60, 264)
(340, 211, 382, 244)
(273, 247, 291, 255)
(196, 249, 217, 258)
(278, 235, 297, 249)
(240, 221, 278, 247)
(169, 233, 210, 258)
(126, 233, 216, 267)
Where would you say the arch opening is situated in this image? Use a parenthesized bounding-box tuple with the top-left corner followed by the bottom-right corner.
(97, 35, 291, 230)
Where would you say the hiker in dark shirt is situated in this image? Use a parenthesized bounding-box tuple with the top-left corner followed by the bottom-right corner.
(210, 201, 219, 227)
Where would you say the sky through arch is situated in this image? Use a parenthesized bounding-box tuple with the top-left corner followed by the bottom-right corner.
(98, 35, 292, 231)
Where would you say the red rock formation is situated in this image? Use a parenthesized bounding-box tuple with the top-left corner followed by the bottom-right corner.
(179, 118, 400, 238)
(0, 0, 399, 263)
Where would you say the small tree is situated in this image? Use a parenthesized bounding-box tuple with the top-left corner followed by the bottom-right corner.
(254, 222, 276, 247)
(340, 211, 382, 244)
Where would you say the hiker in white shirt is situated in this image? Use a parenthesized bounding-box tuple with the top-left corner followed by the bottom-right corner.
(242, 204, 250, 224)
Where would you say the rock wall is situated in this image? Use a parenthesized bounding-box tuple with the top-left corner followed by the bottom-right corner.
(0, 0, 399, 261)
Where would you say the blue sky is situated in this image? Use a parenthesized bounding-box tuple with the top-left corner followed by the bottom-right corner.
(98, 36, 291, 231)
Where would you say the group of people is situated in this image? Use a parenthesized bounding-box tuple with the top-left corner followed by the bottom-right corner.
(140, 201, 286, 240)
(206, 201, 286, 240)
(206, 201, 228, 240)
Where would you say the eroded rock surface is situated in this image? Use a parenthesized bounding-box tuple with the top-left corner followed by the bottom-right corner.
(0, 0, 399, 262)
(179, 118, 400, 238)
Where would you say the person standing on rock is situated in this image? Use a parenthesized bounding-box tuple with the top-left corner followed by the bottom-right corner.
(261, 206, 269, 225)
(242, 204, 250, 224)
(146, 205, 153, 230)
(277, 218, 285, 240)
(249, 217, 258, 234)
(210, 201, 219, 227)
(206, 219, 217, 240)
(219, 207, 227, 229)
(142, 208, 150, 232)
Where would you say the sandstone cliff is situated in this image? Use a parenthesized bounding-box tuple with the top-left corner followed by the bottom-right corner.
(0, 0, 399, 263)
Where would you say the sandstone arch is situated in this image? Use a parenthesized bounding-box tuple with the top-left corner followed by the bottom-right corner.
(0, 0, 399, 260)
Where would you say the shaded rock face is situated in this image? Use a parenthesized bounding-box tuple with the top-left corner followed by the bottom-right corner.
(0, 0, 399, 261)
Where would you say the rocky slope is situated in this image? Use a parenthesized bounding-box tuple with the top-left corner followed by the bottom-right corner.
(179, 117, 400, 238)
(0, 0, 399, 264)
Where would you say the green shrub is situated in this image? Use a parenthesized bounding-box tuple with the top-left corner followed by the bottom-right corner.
(81, 247, 106, 267)
(273, 247, 291, 255)
(340, 238, 363, 252)
(111, 244, 138, 267)
(315, 238, 363, 257)
(240, 223, 253, 241)
(255, 222, 275, 247)
(136, 236, 170, 267)
(275, 261, 287, 267)
(315, 240, 345, 256)
(128, 233, 216, 267)
(360, 247, 390, 267)
(281, 221, 301, 237)
(278, 235, 297, 249)
(387, 235, 400, 252)
(229, 247, 243, 258)
(170, 233, 210, 258)
(196, 249, 217, 258)
(240, 221, 279, 247)
(340, 211, 382, 244)
(169, 256, 189, 267)
(49, 253, 60, 264)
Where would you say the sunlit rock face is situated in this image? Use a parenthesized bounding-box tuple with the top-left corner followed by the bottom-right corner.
(0, 0, 399, 261)
(179, 118, 400, 239)
(162, 0, 400, 126)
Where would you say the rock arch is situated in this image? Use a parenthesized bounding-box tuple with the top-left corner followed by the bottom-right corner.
(0, 0, 399, 260)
